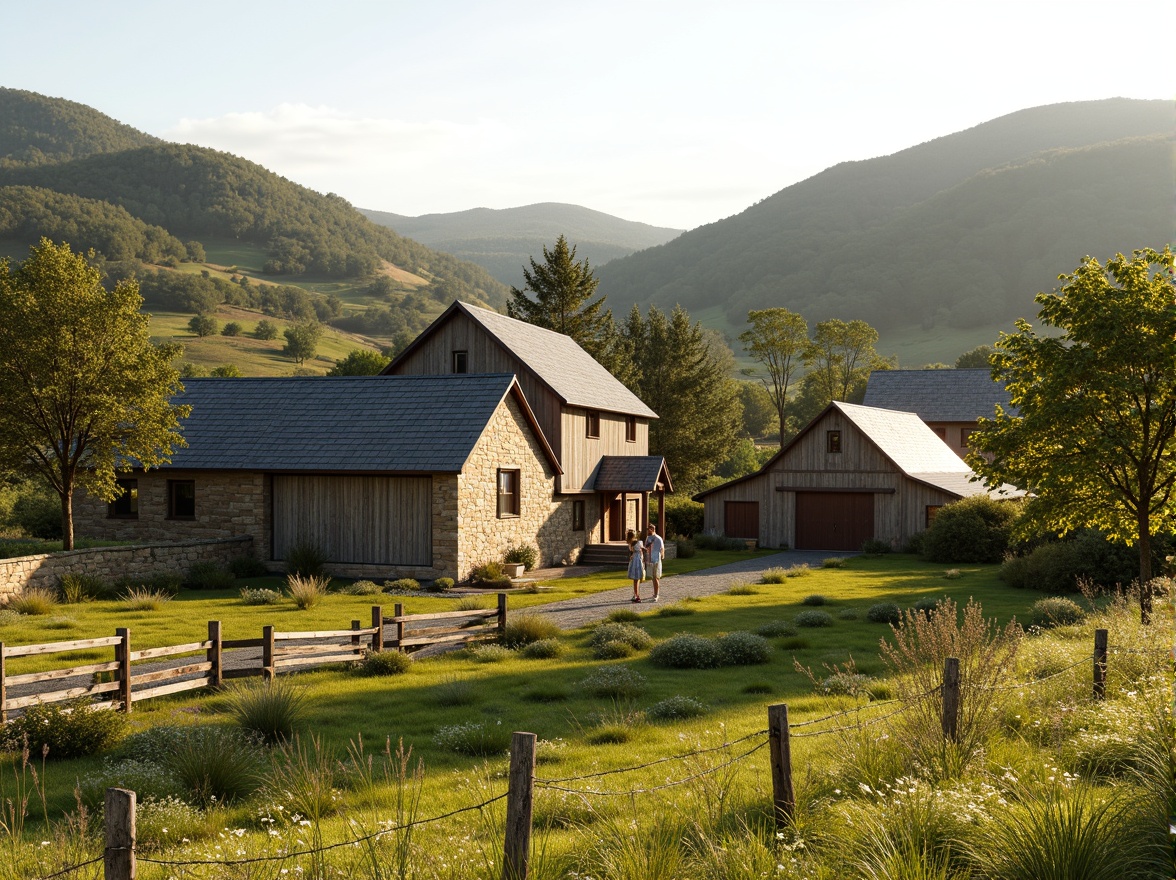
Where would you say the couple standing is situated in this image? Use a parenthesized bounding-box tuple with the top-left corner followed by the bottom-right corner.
(628, 524, 664, 603)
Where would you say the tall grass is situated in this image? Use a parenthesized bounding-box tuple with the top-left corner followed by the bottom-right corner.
(225, 678, 308, 744)
(286, 573, 331, 609)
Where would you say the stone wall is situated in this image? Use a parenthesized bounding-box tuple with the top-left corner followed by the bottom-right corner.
(73, 471, 270, 554)
(0, 536, 254, 602)
(456, 395, 582, 581)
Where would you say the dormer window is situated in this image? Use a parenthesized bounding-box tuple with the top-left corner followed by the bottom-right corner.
(827, 430, 842, 454)
(452, 350, 468, 373)
(586, 410, 600, 439)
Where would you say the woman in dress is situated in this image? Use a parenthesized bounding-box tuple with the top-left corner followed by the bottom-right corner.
(626, 529, 645, 602)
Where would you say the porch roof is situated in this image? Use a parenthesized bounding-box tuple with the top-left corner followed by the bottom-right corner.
(591, 456, 673, 493)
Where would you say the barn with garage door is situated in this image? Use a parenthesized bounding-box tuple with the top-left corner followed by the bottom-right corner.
(694, 401, 1011, 552)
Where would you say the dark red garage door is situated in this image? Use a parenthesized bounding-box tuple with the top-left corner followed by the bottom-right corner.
(724, 501, 759, 540)
(794, 492, 874, 551)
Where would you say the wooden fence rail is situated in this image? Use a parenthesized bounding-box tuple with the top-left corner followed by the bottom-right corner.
(0, 595, 508, 720)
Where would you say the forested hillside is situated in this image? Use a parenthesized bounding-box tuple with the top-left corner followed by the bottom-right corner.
(596, 99, 1173, 334)
(0, 88, 159, 167)
(362, 202, 683, 288)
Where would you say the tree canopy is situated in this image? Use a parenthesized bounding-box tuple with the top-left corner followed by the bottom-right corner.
(0, 239, 188, 548)
(328, 348, 391, 376)
(739, 308, 808, 449)
(968, 247, 1176, 621)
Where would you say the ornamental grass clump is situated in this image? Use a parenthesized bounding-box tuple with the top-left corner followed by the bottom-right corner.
(649, 633, 723, 669)
(465, 643, 513, 663)
(385, 577, 421, 593)
(520, 638, 564, 659)
(358, 650, 413, 676)
(338, 579, 384, 596)
(225, 677, 308, 745)
(760, 567, 788, 584)
(590, 621, 653, 652)
(7, 585, 58, 615)
(500, 613, 562, 648)
(120, 586, 172, 611)
(286, 573, 330, 609)
(285, 540, 327, 577)
(1028, 596, 1085, 629)
(166, 726, 265, 805)
(580, 665, 647, 699)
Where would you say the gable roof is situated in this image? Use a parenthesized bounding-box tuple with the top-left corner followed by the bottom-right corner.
(696, 401, 1006, 500)
(388, 301, 657, 418)
(149, 374, 560, 474)
(862, 369, 1013, 422)
(592, 456, 673, 493)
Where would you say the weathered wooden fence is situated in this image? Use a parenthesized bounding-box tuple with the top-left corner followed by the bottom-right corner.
(0, 596, 507, 719)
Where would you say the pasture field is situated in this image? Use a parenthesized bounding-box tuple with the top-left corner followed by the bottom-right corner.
(1, 553, 1170, 879)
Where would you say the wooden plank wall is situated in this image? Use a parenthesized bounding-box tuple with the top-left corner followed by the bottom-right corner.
(273, 475, 431, 565)
(561, 408, 649, 493)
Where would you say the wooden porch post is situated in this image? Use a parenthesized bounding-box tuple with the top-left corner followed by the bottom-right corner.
(657, 486, 666, 537)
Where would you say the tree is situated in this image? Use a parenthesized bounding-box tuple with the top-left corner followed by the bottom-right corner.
(221, 321, 242, 337)
(804, 318, 890, 403)
(968, 247, 1176, 622)
(956, 344, 994, 368)
(328, 348, 391, 376)
(188, 314, 219, 337)
(737, 380, 778, 440)
(623, 305, 743, 492)
(283, 319, 323, 365)
(253, 319, 279, 340)
(0, 239, 189, 549)
(739, 308, 808, 449)
(209, 364, 241, 377)
(508, 235, 629, 375)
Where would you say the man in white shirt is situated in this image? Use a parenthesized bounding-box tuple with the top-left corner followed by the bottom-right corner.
(644, 524, 664, 602)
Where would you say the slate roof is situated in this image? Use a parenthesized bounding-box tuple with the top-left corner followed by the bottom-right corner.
(151, 374, 557, 473)
(396, 302, 658, 419)
(592, 456, 673, 493)
(862, 369, 1013, 422)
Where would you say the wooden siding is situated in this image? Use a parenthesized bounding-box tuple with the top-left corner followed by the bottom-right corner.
(273, 475, 431, 565)
(561, 408, 650, 493)
(388, 311, 565, 456)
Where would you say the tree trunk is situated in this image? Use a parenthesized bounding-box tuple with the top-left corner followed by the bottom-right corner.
(61, 487, 74, 551)
(1137, 511, 1153, 625)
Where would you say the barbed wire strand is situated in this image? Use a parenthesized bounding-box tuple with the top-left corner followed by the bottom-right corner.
(971, 654, 1093, 692)
(787, 696, 904, 729)
(791, 703, 912, 739)
(33, 855, 104, 880)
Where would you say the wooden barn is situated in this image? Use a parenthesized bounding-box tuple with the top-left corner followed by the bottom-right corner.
(695, 401, 1008, 552)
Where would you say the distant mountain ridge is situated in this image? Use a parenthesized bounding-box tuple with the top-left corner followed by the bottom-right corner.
(362, 202, 683, 288)
(596, 98, 1174, 339)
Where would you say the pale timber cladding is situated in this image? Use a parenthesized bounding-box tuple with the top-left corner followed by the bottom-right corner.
(697, 402, 991, 552)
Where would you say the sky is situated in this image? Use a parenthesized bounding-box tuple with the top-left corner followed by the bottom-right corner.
(3, 0, 1171, 231)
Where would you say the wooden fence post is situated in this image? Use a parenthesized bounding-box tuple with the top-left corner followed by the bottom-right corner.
(351, 620, 361, 656)
(262, 625, 275, 681)
(497, 593, 508, 639)
(394, 603, 405, 653)
(371, 605, 383, 653)
(207, 621, 222, 689)
(0, 642, 6, 723)
(116, 628, 132, 713)
(941, 657, 960, 742)
(104, 787, 136, 880)
(504, 731, 536, 880)
(1093, 628, 1108, 700)
(767, 703, 795, 828)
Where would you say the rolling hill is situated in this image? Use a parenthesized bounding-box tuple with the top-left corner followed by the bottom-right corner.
(595, 98, 1174, 361)
(361, 202, 683, 289)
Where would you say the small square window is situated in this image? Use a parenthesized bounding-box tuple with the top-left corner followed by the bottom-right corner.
(626, 416, 637, 443)
(168, 480, 196, 520)
(452, 351, 468, 374)
(827, 430, 842, 454)
(109, 478, 138, 519)
(586, 411, 600, 439)
(572, 499, 585, 531)
(497, 469, 520, 518)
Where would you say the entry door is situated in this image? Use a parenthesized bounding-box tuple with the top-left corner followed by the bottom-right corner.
(794, 492, 874, 551)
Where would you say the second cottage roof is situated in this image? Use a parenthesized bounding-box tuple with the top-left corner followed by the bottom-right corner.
(862, 369, 1013, 422)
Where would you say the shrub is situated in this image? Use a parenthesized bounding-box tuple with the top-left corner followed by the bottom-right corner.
(224, 555, 263, 578)
(434, 721, 511, 756)
(121, 587, 172, 611)
(649, 633, 723, 668)
(358, 650, 413, 676)
(913, 596, 945, 615)
(794, 609, 834, 628)
(455, 596, 490, 611)
(922, 495, 1021, 563)
(504, 543, 538, 571)
(755, 619, 798, 638)
(167, 726, 264, 805)
(716, 631, 772, 665)
(727, 583, 758, 595)
(580, 665, 647, 699)
(2, 699, 128, 758)
(185, 561, 235, 590)
(426, 577, 453, 592)
(58, 572, 108, 603)
(338, 579, 384, 596)
(466, 644, 513, 663)
(605, 608, 641, 623)
(861, 538, 891, 555)
(285, 540, 327, 577)
(221, 321, 242, 337)
(225, 678, 308, 744)
(1029, 596, 1085, 629)
(469, 561, 510, 586)
(822, 557, 847, 568)
(286, 573, 330, 609)
(837, 607, 860, 620)
(761, 567, 788, 583)
(695, 534, 749, 551)
(903, 530, 927, 555)
(501, 614, 562, 648)
(239, 587, 282, 605)
(785, 564, 812, 578)
(385, 577, 421, 593)
(663, 496, 704, 538)
(675, 538, 696, 558)
(593, 640, 634, 660)
(7, 585, 58, 614)
(521, 638, 564, 659)
(589, 622, 653, 651)
(1000, 530, 1137, 592)
(819, 671, 875, 696)
(647, 695, 707, 722)
(802, 594, 828, 606)
(145, 572, 183, 595)
(866, 602, 902, 624)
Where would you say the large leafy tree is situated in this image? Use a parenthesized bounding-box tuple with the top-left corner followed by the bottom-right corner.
(804, 318, 889, 403)
(739, 308, 808, 449)
(0, 239, 189, 549)
(623, 305, 743, 493)
(968, 247, 1176, 622)
(508, 235, 631, 378)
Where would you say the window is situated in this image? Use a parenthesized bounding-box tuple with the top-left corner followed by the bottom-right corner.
(586, 410, 600, 439)
(826, 430, 842, 453)
(926, 505, 943, 528)
(108, 478, 138, 519)
(167, 480, 196, 520)
(572, 499, 585, 531)
(960, 428, 973, 447)
(452, 350, 468, 373)
(497, 469, 520, 518)
(626, 415, 637, 443)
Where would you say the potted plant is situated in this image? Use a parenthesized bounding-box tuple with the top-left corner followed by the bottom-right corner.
(503, 543, 538, 578)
